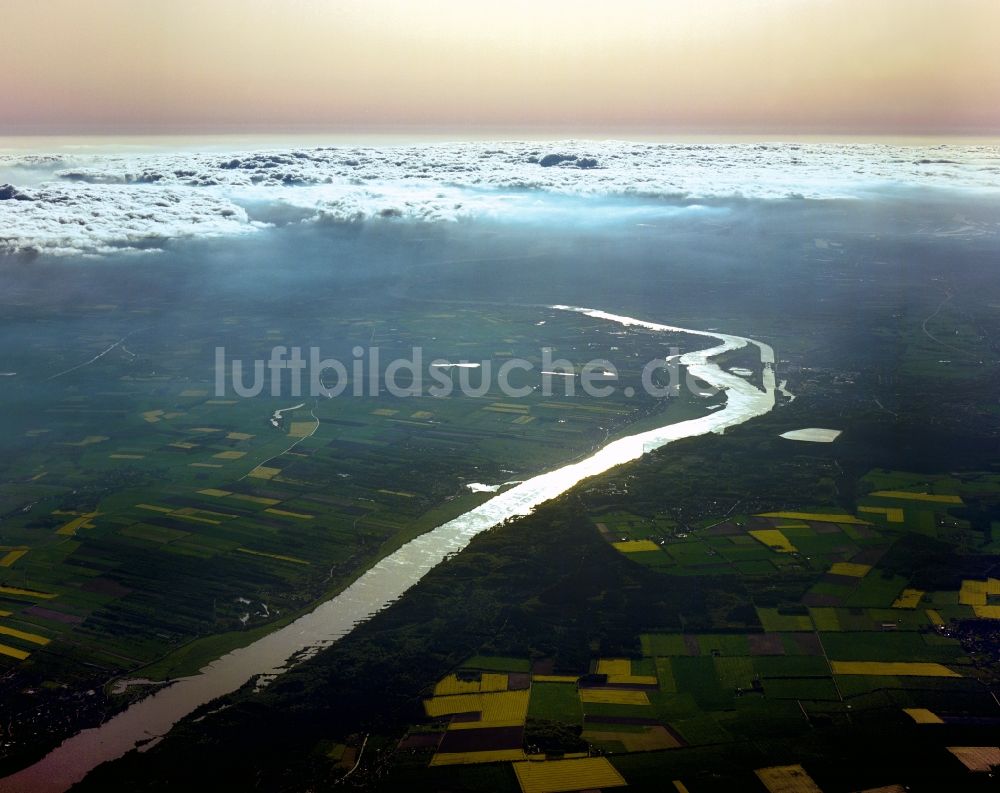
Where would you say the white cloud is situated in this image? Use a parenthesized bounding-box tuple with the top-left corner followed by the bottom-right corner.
(0, 182, 258, 256)
(1, 141, 997, 256)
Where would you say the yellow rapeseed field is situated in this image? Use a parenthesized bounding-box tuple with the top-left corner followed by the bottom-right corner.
(429, 749, 526, 766)
(869, 490, 962, 504)
(830, 661, 959, 677)
(0, 625, 50, 645)
(0, 549, 28, 568)
(55, 511, 99, 536)
(423, 690, 530, 724)
(433, 676, 481, 696)
(0, 585, 56, 599)
(959, 579, 994, 605)
(858, 505, 904, 522)
(0, 643, 30, 661)
(892, 589, 925, 609)
(228, 494, 280, 506)
(579, 688, 649, 705)
(513, 757, 626, 793)
(757, 511, 871, 525)
(583, 725, 681, 752)
(248, 466, 281, 480)
(596, 659, 632, 676)
(264, 508, 314, 520)
(829, 562, 871, 577)
(612, 540, 660, 553)
(136, 504, 173, 514)
(607, 674, 658, 685)
(946, 747, 1000, 772)
(754, 764, 823, 793)
(288, 422, 315, 438)
(904, 708, 944, 724)
(434, 673, 509, 696)
(748, 529, 797, 553)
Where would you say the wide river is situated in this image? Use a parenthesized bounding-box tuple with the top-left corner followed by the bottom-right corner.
(0, 306, 777, 792)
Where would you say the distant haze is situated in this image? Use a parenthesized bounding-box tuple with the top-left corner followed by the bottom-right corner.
(3, 0, 999, 135)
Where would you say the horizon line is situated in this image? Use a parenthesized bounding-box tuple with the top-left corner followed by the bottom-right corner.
(2, 127, 1000, 144)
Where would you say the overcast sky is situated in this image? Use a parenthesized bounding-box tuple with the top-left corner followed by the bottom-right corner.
(3, 0, 998, 135)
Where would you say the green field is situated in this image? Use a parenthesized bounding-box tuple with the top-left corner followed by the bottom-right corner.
(0, 297, 710, 760)
(526, 682, 582, 724)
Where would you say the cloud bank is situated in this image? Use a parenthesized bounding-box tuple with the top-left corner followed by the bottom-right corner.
(1, 141, 998, 256)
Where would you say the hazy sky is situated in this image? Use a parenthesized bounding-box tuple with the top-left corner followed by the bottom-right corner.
(4, 0, 999, 135)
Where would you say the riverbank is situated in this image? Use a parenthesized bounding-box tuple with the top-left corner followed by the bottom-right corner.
(0, 307, 775, 793)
